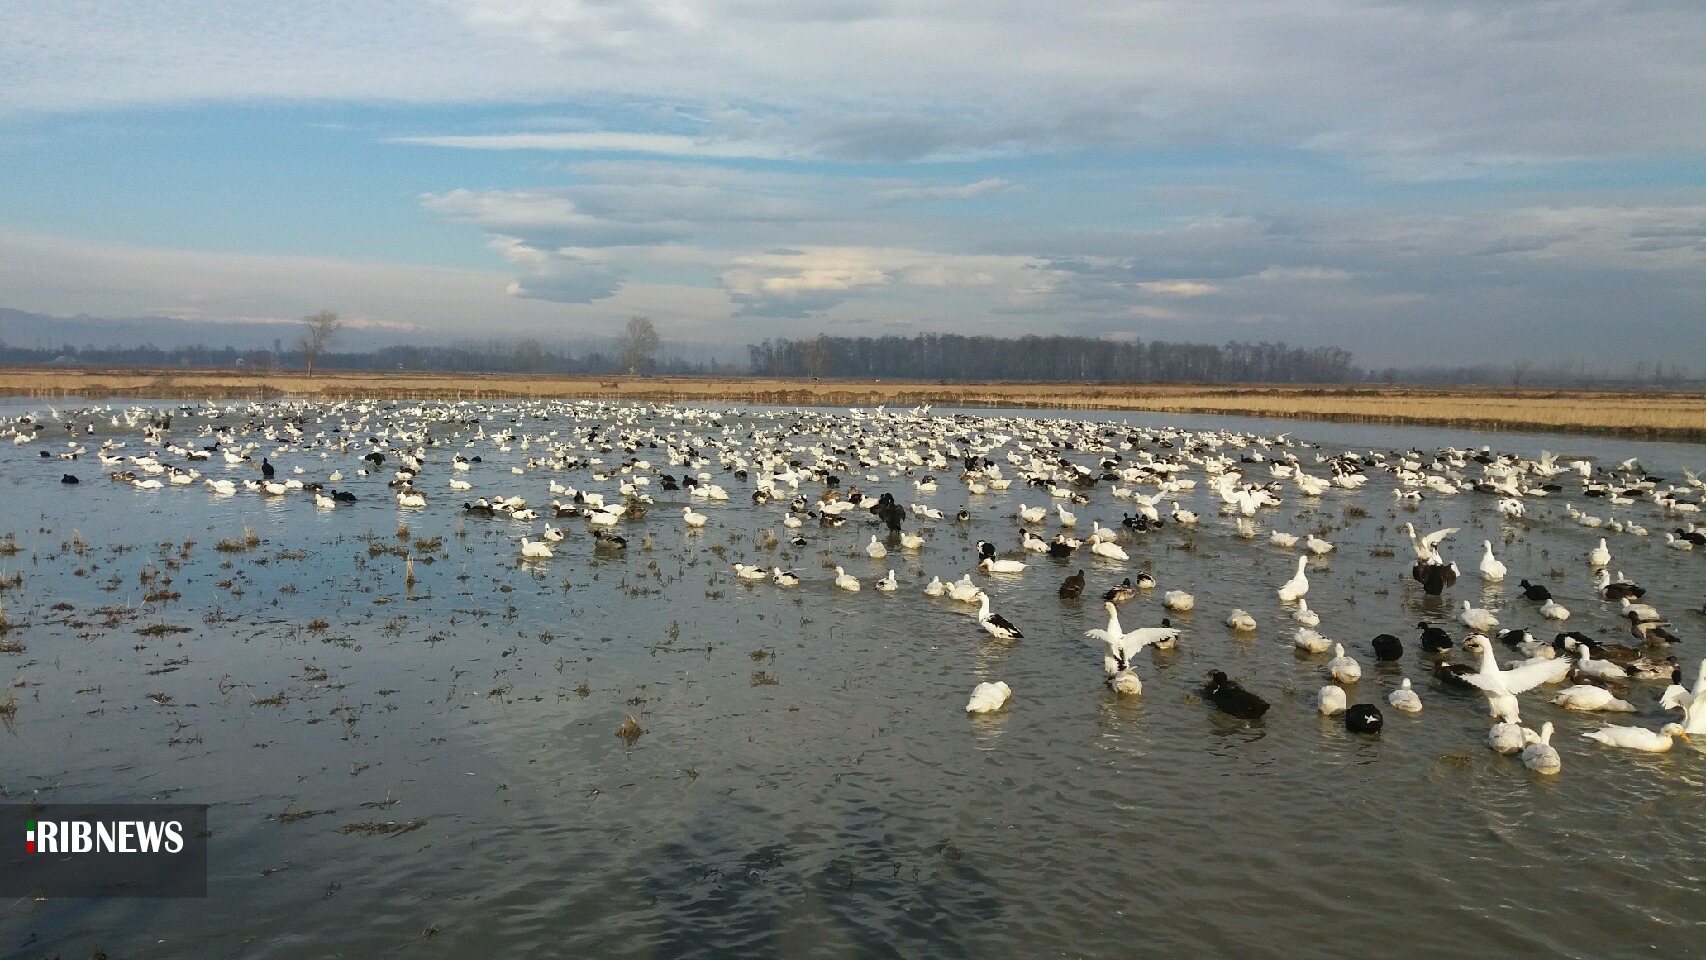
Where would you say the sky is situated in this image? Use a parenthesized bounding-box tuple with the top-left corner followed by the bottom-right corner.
(1, 0, 1704, 370)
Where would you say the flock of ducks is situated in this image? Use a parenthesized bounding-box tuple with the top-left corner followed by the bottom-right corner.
(9, 399, 1706, 776)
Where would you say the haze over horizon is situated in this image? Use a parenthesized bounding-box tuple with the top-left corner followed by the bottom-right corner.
(3, 1, 1704, 371)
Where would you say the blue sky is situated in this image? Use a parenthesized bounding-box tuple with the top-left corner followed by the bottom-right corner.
(2, 0, 1704, 369)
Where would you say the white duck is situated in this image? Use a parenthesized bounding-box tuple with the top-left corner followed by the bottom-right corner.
(975, 593, 1024, 640)
(1460, 601, 1499, 634)
(1292, 598, 1320, 628)
(1478, 541, 1507, 581)
(1225, 608, 1257, 632)
(1085, 602, 1180, 675)
(1162, 590, 1194, 612)
(1460, 634, 1571, 722)
(1588, 537, 1611, 567)
(965, 681, 1012, 714)
(519, 537, 554, 559)
(867, 535, 888, 560)
(1090, 540, 1128, 561)
(1661, 658, 1706, 734)
(876, 569, 899, 592)
(947, 575, 983, 603)
(1487, 720, 1529, 754)
(1550, 685, 1636, 712)
(1539, 599, 1570, 621)
(1276, 555, 1310, 603)
(1388, 678, 1423, 713)
(834, 566, 861, 591)
(1317, 684, 1347, 715)
(1326, 644, 1362, 684)
(1582, 723, 1689, 752)
(1293, 627, 1332, 654)
(1521, 722, 1562, 774)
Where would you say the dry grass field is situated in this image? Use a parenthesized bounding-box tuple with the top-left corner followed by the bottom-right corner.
(3, 366, 1704, 440)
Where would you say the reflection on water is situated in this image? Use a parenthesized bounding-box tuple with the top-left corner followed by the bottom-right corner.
(0, 396, 1701, 958)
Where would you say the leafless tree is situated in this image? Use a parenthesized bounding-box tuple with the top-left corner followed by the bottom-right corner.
(298, 309, 343, 377)
(618, 315, 662, 375)
(802, 335, 832, 379)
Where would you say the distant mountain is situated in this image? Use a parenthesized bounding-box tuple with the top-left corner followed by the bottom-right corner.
(0, 308, 431, 353)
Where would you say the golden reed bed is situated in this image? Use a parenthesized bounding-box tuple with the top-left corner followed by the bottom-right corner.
(2, 366, 1704, 442)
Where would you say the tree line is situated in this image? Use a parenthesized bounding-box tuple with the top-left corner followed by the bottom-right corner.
(747, 334, 1359, 383)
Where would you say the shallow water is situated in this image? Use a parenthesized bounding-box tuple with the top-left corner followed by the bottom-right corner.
(0, 397, 1703, 959)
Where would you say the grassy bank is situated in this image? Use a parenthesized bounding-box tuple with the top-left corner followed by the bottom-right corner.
(2, 366, 1704, 441)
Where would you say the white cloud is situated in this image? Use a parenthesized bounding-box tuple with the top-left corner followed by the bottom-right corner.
(720, 246, 1048, 317)
(1253, 266, 1352, 282)
(871, 178, 1017, 202)
(1138, 280, 1218, 297)
(392, 132, 792, 159)
(3, 1, 1704, 167)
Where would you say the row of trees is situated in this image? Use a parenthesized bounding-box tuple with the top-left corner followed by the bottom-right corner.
(748, 334, 1359, 383)
(17, 309, 1693, 386)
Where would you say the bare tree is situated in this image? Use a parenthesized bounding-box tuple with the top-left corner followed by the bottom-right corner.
(618, 315, 662, 375)
(298, 309, 343, 377)
(802, 335, 832, 379)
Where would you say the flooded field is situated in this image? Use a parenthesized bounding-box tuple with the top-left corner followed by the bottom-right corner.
(1, 397, 1704, 959)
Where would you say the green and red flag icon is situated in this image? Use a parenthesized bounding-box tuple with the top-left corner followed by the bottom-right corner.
(25, 820, 35, 853)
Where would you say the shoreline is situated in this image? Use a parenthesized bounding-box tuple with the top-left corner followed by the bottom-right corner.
(2, 365, 1704, 442)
